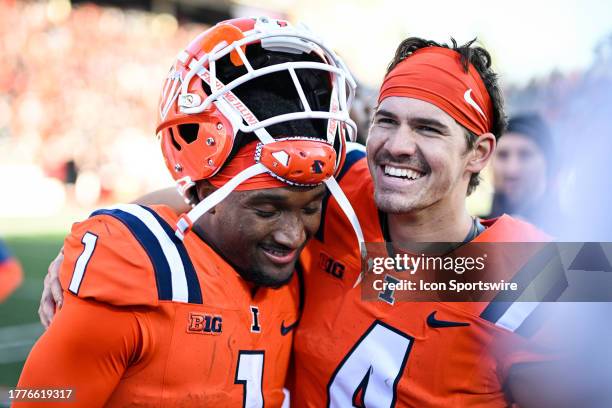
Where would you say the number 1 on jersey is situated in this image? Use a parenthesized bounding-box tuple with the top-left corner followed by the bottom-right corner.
(327, 321, 414, 407)
(68, 232, 98, 295)
(235, 350, 264, 408)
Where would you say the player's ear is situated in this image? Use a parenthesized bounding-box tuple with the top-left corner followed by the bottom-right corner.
(195, 181, 217, 214)
(466, 132, 496, 174)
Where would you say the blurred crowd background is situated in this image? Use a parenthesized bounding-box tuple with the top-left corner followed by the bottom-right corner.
(0, 0, 611, 398)
(0, 0, 206, 218)
(0, 0, 611, 231)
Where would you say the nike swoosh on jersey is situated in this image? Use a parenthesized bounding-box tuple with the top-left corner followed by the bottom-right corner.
(280, 320, 298, 336)
(427, 311, 470, 328)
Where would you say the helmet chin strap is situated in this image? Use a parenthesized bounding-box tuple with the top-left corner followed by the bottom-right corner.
(323, 176, 364, 250)
(175, 163, 365, 270)
(175, 162, 268, 240)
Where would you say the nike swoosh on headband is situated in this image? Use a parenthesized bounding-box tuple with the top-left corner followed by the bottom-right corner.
(463, 89, 486, 119)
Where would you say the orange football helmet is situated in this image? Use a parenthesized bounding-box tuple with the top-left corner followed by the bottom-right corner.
(155, 16, 362, 245)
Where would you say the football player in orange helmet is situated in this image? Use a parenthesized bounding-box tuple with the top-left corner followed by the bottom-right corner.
(17, 17, 362, 407)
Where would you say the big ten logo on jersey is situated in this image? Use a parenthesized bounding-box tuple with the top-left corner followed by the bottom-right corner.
(319, 252, 345, 279)
(187, 312, 223, 335)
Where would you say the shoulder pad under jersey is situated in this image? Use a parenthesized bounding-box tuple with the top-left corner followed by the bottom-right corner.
(59, 204, 202, 307)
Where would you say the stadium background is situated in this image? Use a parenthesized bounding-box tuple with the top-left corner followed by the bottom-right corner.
(0, 0, 611, 404)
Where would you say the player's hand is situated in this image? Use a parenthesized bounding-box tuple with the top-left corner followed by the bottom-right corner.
(38, 248, 64, 328)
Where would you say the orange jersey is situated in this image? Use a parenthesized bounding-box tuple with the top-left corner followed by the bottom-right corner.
(292, 148, 558, 407)
(17, 204, 298, 407)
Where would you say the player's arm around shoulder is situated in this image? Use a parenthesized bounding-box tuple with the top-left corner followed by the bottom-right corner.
(338, 142, 368, 184)
(132, 187, 190, 215)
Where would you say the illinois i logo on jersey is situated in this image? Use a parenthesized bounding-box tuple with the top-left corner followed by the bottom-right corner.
(250, 306, 261, 333)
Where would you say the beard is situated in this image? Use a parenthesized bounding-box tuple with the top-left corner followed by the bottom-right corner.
(369, 148, 434, 214)
(235, 266, 295, 288)
(374, 187, 427, 214)
(193, 225, 295, 288)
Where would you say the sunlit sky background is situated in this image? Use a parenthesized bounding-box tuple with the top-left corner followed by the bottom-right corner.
(236, 0, 612, 87)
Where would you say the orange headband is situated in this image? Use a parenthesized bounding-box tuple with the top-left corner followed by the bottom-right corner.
(378, 47, 493, 135)
(209, 141, 286, 191)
